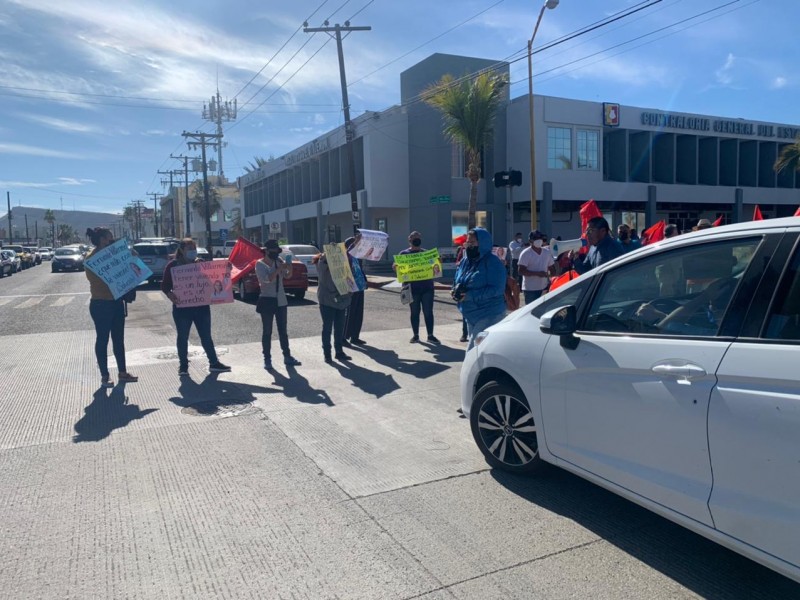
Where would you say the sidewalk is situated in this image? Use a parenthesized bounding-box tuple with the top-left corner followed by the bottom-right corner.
(366, 274, 452, 290)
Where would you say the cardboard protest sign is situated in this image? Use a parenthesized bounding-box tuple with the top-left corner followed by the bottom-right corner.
(170, 260, 234, 307)
(84, 239, 152, 300)
(492, 246, 508, 262)
(323, 243, 358, 295)
(393, 249, 442, 283)
(350, 229, 389, 261)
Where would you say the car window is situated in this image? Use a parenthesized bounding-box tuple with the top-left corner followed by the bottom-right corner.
(284, 245, 319, 255)
(55, 248, 79, 256)
(763, 246, 800, 341)
(134, 245, 170, 256)
(531, 279, 591, 318)
(584, 237, 760, 337)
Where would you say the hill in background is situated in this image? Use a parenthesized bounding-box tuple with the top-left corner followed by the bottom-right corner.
(0, 206, 122, 244)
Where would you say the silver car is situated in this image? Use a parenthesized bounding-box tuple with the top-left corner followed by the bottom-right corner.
(281, 244, 320, 278)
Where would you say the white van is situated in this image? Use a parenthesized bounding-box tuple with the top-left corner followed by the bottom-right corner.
(212, 239, 237, 258)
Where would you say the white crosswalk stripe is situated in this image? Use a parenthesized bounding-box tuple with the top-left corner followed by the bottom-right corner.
(50, 296, 75, 307)
(0, 297, 12, 306)
(15, 297, 45, 308)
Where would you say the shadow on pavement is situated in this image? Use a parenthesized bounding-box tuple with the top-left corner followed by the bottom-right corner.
(73, 385, 158, 443)
(168, 372, 276, 410)
(268, 366, 334, 406)
(419, 341, 465, 364)
(348, 343, 451, 380)
(327, 357, 400, 398)
(492, 468, 800, 598)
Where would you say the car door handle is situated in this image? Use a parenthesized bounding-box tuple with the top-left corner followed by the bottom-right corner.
(651, 363, 707, 379)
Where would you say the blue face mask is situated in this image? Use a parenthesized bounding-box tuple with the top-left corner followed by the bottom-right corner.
(184, 250, 197, 261)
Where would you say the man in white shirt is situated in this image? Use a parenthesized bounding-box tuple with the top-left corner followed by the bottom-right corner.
(508, 232, 524, 285)
(518, 230, 555, 304)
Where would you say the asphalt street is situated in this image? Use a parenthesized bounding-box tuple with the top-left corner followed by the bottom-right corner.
(1, 263, 798, 599)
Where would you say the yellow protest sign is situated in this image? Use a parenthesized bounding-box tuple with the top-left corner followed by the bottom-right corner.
(324, 243, 357, 295)
(393, 249, 442, 283)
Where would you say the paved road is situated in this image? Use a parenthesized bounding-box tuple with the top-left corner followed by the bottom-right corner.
(1, 263, 798, 599)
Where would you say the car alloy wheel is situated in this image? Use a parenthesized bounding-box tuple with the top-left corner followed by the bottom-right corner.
(470, 380, 542, 474)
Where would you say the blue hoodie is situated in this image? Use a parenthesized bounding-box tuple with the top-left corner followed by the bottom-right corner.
(453, 227, 507, 323)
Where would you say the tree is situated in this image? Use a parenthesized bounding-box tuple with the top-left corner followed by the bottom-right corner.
(191, 180, 221, 220)
(123, 206, 135, 237)
(230, 208, 243, 239)
(57, 224, 75, 245)
(424, 72, 508, 229)
(775, 136, 800, 177)
(44, 209, 56, 245)
(243, 156, 268, 173)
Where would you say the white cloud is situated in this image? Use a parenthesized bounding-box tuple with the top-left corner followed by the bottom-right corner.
(141, 129, 168, 136)
(20, 113, 103, 134)
(0, 180, 55, 188)
(771, 76, 787, 89)
(0, 142, 85, 159)
(715, 53, 736, 86)
(57, 177, 96, 186)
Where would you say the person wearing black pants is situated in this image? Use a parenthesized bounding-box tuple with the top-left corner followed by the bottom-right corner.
(314, 251, 352, 363)
(394, 231, 439, 344)
(85, 226, 138, 388)
(343, 235, 366, 345)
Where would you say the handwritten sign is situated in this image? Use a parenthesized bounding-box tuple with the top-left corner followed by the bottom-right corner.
(171, 260, 234, 307)
(323, 243, 357, 295)
(393, 249, 442, 283)
(84, 239, 152, 300)
(350, 229, 389, 261)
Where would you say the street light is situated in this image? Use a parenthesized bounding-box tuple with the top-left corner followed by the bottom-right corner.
(528, 0, 559, 231)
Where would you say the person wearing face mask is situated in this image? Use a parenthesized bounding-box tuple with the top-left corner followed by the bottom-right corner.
(452, 227, 507, 351)
(508, 232, 524, 285)
(162, 238, 231, 376)
(393, 231, 439, 343)
(616, 223, 641, 254)
(255, 239, 301, 370)
(85, 227, 138, 387)
(518, 230, 555, 304)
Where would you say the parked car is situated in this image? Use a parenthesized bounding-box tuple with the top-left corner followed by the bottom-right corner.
(3, 249, 21, 273)
(38, 247, 53, 261)
(4, 245, 33, 269)
(133, 240, 179, 283)
(212, 239, 237, 258)
(0, 250, 13, 277)
(233, 260, 309, 301)
(460, 217, 800, 584)
(280, 244, 320, 278)
(51, 247, 85, 272)
(196, 247, 211, 261)
(24, 247, 42, 265)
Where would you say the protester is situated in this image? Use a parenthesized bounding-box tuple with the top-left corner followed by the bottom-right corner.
(343, 235, 367, 346)
(518, 230, 555, 304)
(694, 218, 713, 231)
(161, 238, 231, 375)
(255, 240, 301, 370)
(394, 231, 439, 343)
(85, 227, 138, 387)
(665, 223, 680, 238)
(508, 232, 524, 284)
(314, 249, 352, 363)
(454, 241, 469, 342)
(452, 227, 507, 350)
(572, 217, 624, 274)
(616, 223, 641, 253)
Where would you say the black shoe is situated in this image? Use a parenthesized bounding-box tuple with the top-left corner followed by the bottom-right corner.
(324, 354, 333, 364)
(209, 362, 231, 373)
(178, 365, 189, 376)
(335, 352, 352, 361)
(284, 356, 301, 367)
(351, 338, 367, 345)
(264, 359, 273, 371)
(341, 340, 353, 348)
(459, 336, 468, 342)
(427, 335, 440, 344)
(410, 335, 420, 343)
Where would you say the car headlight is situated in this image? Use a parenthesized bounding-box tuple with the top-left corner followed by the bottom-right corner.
(474, 331, 490, 347)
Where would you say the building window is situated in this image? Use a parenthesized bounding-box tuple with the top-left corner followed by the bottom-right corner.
(577, 129, 599, 170)
(451, 142, 465, 178)
(547, 127, 572, 169)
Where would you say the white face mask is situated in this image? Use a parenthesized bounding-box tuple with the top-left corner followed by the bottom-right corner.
(533, 239, 543, 248)
(515, 237, 522, 243)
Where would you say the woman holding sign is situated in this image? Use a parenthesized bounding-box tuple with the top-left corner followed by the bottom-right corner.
(255, 240, 302, 370)
(85, 227, 138, 387)
(313, 248, 352, 363)
(393, 231, 439, 344)
(161, 238, 231, 376)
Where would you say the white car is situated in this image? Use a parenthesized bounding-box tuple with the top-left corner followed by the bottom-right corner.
(281, 244, 320, 278)
(460, 217, 800, 584)
(39, 247, 53, 261)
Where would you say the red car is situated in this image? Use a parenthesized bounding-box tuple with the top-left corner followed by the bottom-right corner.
(234, 260, 309, 301)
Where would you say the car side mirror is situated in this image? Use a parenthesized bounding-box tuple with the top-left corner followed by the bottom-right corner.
(540, 305, 580, 349)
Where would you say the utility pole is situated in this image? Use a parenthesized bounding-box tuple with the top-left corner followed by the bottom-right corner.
(304, 20, 371, 237)
(147, 192, 160, 237)
(130, 199, 146, 240)
(35, 221, 38, 244)
(158, 169, 181, 236)
(171, 154, 193, 237)
(6, 191, 11, 244)
(24, 213, 29, 243)
(202, 89, 237, 182)
(182, 132, 222, 256)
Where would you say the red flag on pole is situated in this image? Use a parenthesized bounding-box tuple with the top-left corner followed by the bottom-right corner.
(228, 237, 263, 283)
(641, 221, 665, 246)
(794, 206, 800, 217)
(753, 205, 764, 221)
(453, 234, 468, 246)
(712, 215, 724, 227)
(578, 199, 603, 255)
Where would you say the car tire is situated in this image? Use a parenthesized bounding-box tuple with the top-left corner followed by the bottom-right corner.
(293, 291, 306, 300)
(470, 380, 543, 474)
(215, 251, 222, 258)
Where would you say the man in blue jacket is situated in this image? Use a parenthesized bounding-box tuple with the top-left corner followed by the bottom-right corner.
(452, 227, 508, 350)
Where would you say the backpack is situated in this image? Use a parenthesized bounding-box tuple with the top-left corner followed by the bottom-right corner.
(504, 276, 520, 311)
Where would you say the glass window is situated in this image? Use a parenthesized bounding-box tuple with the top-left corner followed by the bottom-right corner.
(577, 129, 599, 170)
(547, 127, 572, 169)
(532, 279, 591, 318)
(451, 210, 490, 241)
(583, 238, 760, 336)
(764, 247, 800, 341)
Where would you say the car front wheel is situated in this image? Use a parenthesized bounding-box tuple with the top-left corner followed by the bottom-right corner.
(470, 380, 543, 474)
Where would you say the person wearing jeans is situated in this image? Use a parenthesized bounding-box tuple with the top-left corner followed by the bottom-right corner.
(85, 226, 138, 388)
(162, 238, 231, 376)
(394, 231, 439, 344)
(314, 250, 352, 363)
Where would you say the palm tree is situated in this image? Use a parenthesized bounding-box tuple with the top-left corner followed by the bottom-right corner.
(424, 72, 508, 229)
(243, 156, 269, 173)
(191, 180, 221, 220)
(57, 224, 75, 245)
(775, 136, 800, 176)
(44, 209, 56, 245)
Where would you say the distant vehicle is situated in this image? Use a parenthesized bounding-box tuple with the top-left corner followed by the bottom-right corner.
(4, 245, 33, 269)
(0, 250, 13, 277)
(234, 260, 308, 301)
(132, 240, 179, 283)
(39, 247, 53, 261)
(24, 247, 42, 265)
(3, 250, 21, 273)
(213, 239, 237, 258)
(51, 247, 84, 272)
(281, 244, 321, 278)
(196, 247, 211, 261)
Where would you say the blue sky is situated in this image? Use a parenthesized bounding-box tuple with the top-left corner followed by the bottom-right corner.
(0, 0, 796, 215)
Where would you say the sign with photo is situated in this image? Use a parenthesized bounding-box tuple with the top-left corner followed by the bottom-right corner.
(170, 260, 234, 307)
(349, 229, 389, 261)
(324, 243, 358, 295)
(393, 249, 442, 283)
(84, 239, 152, 300)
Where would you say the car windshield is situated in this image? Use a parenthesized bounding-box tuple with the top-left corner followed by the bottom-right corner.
(55, 249, 80, 256)
(284, 245, 319, 255)
(134, 245, 171, 256)
(5, 246, 23, 252)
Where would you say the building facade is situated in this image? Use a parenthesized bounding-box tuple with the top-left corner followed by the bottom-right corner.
(240, 53, 799, 256)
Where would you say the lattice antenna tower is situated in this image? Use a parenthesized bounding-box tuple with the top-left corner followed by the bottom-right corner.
(202, 87, 237, 181)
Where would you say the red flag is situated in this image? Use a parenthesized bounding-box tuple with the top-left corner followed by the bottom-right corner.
(641, 221, 665, 246)
(228, 238, 263, 283)
(549, 270, 580, 292)
(578, 199, 603, 255)
(453, 234, 467, 246)
(794, 206, 800, 217)
(753, 205, 764, 221)
(712, 215, 724, 227)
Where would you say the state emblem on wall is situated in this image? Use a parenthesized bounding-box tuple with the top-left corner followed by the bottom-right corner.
(603, 103, 620, 127)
